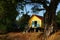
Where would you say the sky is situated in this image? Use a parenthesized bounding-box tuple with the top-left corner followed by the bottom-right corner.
(56, 3, 60, 13)
(16, 2, 60, 20)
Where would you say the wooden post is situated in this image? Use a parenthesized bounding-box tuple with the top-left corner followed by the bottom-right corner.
(34, 28, 36, 32)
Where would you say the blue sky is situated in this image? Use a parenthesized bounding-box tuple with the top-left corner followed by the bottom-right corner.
(56, 3, 60, 13)
(25, 3, 60, 16)
(16, 3, 60, 20)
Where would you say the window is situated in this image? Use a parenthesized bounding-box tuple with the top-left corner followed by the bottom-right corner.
(32, 21, 40, 28)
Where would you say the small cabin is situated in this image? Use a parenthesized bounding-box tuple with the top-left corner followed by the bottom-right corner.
(28, 15, 44, 28)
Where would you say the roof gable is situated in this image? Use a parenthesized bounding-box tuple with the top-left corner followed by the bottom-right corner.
(31, 15, 44, 20)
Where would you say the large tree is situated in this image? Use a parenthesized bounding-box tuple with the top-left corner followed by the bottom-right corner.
(0, 0, 19, 32)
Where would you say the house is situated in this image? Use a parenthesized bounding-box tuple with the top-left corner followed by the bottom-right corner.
(28, 14, 44, 29)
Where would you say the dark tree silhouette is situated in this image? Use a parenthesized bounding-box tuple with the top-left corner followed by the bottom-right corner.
(17, 14, 30, 32)
(0, 0, 27, 32)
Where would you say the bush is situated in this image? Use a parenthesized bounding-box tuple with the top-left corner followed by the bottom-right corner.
(7, 23, 20, 32)
(0, 24, 7, 33)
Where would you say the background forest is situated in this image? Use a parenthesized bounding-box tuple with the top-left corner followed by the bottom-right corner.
(0, 0, 60, 33)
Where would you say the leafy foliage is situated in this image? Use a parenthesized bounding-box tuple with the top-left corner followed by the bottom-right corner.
(56, 11, 60, 22)
(0, 0, 18, 32)
(17, 14, 30, 31)
(56, 11, 60, 27)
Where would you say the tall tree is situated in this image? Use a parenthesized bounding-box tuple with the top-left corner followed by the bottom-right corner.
(0, 0, 19, 32)
(17, 14, 30, 32)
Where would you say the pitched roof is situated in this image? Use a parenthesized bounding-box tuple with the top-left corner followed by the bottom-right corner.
(31, 14, 44, 20)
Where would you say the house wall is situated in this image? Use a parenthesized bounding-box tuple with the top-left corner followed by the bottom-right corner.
(28, 16, 43, 28)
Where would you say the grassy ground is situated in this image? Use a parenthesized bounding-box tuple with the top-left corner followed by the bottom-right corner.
(48, 31, 60, 40)
(0, 31, 60, 40)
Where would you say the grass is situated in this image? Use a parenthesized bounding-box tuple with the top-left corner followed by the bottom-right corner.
(0, 31, 60, 40)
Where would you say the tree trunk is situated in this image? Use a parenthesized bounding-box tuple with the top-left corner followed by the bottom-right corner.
(43, 8, 58, 40)
(43, 1, 60, 40)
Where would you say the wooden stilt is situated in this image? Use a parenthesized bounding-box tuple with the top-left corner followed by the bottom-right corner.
(34, 28, 36, 32)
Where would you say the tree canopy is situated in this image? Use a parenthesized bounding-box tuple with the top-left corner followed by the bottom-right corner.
(0, 0, 18, 32)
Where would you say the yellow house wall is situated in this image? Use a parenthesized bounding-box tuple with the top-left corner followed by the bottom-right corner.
(28, 16, 42, 28)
